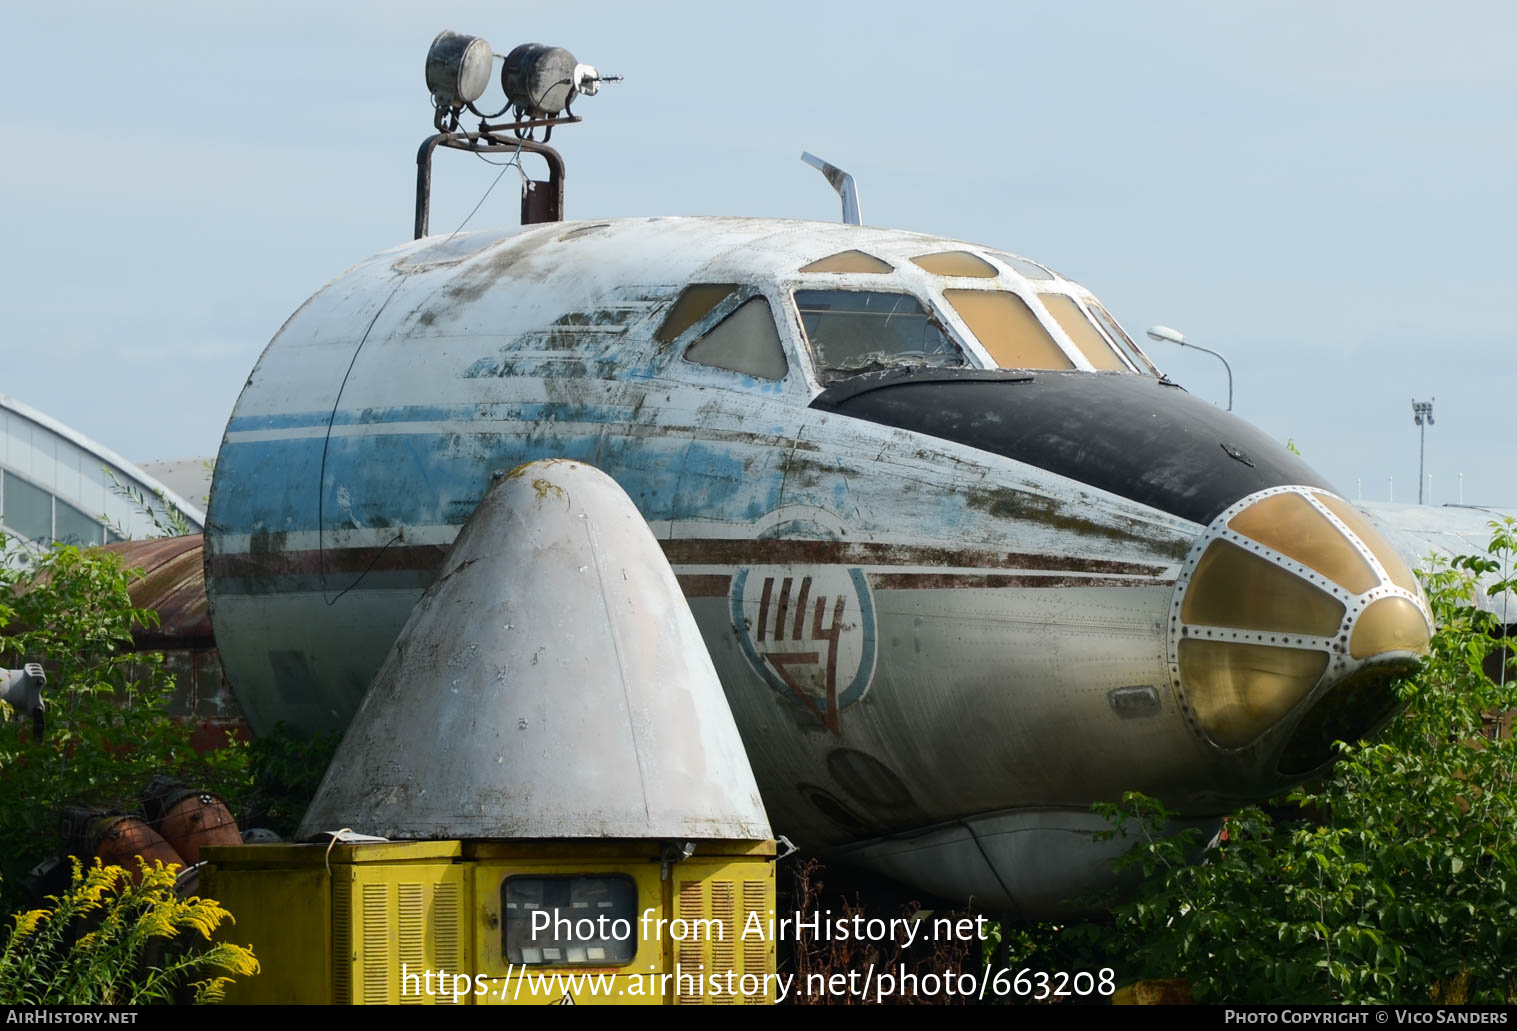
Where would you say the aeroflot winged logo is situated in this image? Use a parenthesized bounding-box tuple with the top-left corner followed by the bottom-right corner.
(730, 566, 878, 734)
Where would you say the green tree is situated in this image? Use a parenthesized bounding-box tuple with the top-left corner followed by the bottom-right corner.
(0, 537, 248, 914)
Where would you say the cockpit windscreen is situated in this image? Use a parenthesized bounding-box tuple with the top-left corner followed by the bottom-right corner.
(795, 290, 965, 383)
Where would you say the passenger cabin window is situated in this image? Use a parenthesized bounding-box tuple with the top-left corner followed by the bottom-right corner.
(942, 289, 1072, 371)
(682, 297, 788, 380)
(1038, 294, 1129, 372)
(794, 290, 964, 382)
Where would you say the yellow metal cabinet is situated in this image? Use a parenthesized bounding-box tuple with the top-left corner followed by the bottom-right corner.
(202, 839, 775, 1005)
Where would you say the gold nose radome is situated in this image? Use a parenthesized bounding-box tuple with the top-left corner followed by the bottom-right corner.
(1169, 487, 1431, 759)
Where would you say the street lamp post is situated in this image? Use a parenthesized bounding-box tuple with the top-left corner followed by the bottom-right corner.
(1146, 325, 1233, 411)
(1412, 399, 1434, 505)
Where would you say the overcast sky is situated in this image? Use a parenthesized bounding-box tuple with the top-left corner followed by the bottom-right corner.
(3, 0, 1512, 506)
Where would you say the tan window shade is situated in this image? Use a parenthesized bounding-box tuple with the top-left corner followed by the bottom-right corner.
(1178, 640, 1329, 748)
(1312, 494, 1423, 597)
(1228, 492, 1380, 594)
(1038, 294, 1128, 372)
(1349, 597, 1431, 658)
(1181, 539, 1346, 637)
(656, 284, 737, 344)
(943, 289, 1072, 371)
(683, 298, 788, 380)
(799, 250, 893, 274)
(910, 251, 997, 277)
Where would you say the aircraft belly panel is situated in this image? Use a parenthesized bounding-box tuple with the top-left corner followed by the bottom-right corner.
(208, 588, 423, 734)
(831, 807, 1223, 917)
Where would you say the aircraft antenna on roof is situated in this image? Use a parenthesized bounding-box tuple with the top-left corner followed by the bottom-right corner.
(801, 152, 862, 226)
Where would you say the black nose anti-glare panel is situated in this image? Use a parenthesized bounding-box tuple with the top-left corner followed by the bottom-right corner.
(810, 368, 1334, 526)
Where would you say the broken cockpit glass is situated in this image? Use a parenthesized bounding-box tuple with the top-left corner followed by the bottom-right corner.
(794, 290, 965, 383)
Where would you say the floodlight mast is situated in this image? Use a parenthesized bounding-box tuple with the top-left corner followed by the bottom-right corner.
(414, 30, 621, 238)
(1412, 399, 1435, 505)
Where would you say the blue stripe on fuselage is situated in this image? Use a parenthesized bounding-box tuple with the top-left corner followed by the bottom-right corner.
(214, 425, 786, 535)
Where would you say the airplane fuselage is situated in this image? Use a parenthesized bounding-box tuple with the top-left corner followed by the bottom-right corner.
(207, 217, 1431, 913)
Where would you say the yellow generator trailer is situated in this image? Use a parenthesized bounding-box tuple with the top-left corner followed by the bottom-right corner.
(204, 838, 777, 1005)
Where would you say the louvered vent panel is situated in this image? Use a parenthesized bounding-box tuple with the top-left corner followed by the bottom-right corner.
(676, 880, 705, 1004)
(362, 883, 390, 1005)
(709, 881, 736, 1004)
(333, 877, 353, 1004)
(398, 884, 425, 1004)
(432, 882, 461, 1006)
(742, 880, 770, 1003)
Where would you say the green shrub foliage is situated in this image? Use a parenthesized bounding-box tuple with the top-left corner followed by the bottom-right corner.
(0, 540, 249, 914)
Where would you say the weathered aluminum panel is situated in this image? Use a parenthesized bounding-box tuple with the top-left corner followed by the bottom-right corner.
(297, 459, 771, 841)
(1360, 500, 1517, 619)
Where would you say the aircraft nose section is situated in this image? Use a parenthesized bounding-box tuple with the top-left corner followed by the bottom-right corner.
(1168, 487, 1432, 778)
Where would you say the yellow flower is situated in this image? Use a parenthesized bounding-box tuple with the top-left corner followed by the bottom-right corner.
(10, 909, 48, 939)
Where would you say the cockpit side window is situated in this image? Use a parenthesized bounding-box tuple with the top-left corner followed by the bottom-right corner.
(793, 290, 965, 383)
(1038, 293, 1129, 372)
(799, 250, 894, 274)
(656, 284, 738, 344)
(910, 251, 998, 277)
(990, 253, 1057, 281)
(682, 297, 789, 380)
(942, 289, 1073, 371)
(1086, 300, 1160, 377)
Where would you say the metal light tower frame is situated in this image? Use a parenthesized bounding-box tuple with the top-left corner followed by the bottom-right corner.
(1412, 399, 1434, 504)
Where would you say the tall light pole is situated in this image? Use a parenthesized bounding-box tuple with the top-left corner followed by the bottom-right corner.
(1412, 398, 1434, 505)
(1146, 326, 1232, 411)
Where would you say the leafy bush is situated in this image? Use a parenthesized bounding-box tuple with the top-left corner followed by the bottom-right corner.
(0, 858, 257, 1004)
(243, 723, 342, 840)
(0, 538, 249, 913)
(1036, 520, 1517, 1004)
